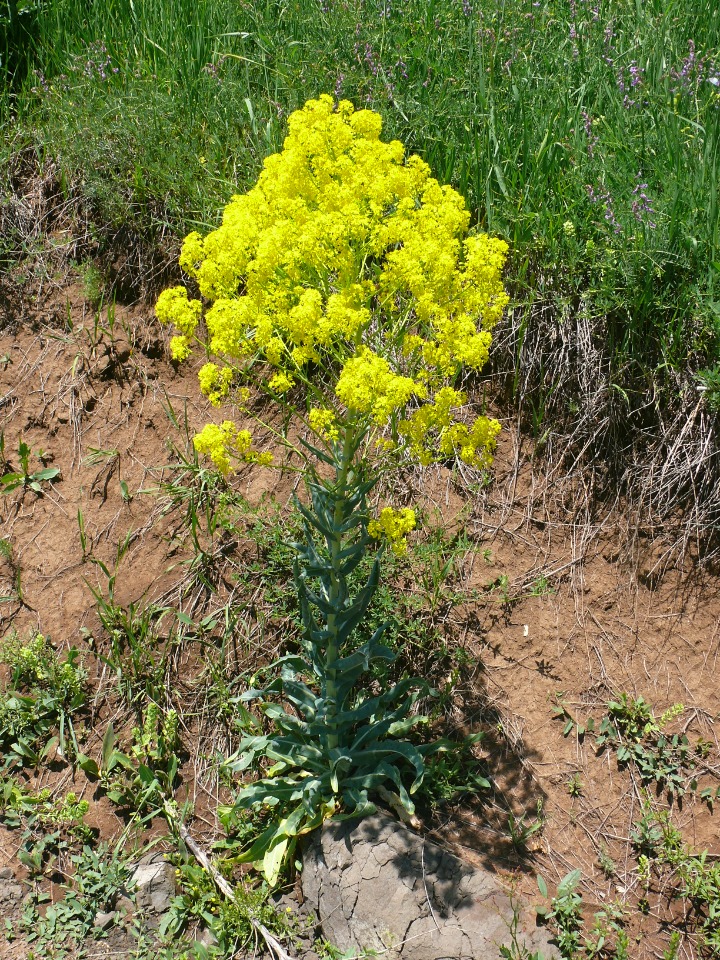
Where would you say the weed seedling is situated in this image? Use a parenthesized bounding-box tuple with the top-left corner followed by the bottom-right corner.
(566, 773, 583, 798)
(537, 870, 583, 956)
(0, 632, 88, 768)
(597, 845, 616, 880)
(0, 538, 23, 604)
(596, 696, 694, 799)
(507, 808, 544, 854)
(0, 440, 60, 494)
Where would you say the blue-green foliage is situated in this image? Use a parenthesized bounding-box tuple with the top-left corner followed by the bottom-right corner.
(221, 437, 444, 884)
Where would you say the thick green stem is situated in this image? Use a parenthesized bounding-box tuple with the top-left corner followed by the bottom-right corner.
(323, 422, 356, 752)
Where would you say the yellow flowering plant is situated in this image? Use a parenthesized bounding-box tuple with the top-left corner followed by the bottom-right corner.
(156, 95, 508, 883)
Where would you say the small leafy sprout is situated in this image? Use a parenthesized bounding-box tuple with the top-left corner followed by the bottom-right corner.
(0, 440, 60, 494)
(79, 260, 104, 308)
(490, 573, 511, 604)
(82, 446, 119, 466)
(537, 870, 583, 956)
(631, 808, 663, 856)
(507, 809, 544, 853)
(20, 842, 129, 948)
(78, 715, 179, 814)
(77, 508, 89, 561)
(418, 732, 490, 809)
(700, 786, 720, 811)
(597, 844, 616, 879)
(0, 632, 88, 768)
(529, 574, 555, 597)
(593, 695, 694, 800)
(566, 773, 583, 797)
(551, 695, 594, 740)
(0, 538, 23, 604)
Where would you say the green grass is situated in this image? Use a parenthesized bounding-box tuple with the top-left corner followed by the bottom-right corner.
(3, 1, 718, 348)
(2, 0, 720, 522)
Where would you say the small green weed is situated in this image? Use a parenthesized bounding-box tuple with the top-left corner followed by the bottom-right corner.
(78, 709, 180, 814)
(0, 632, 87, 767)
(0, 439, 60, 494)
(596, 696, 694, 799)
(21, 843, 129, 947)
(416, 733, 490, 810)
(507, 806, 544, 854)
(597, 845, 616, 880)
(555, 694, 702, 801)
(0, 780, 93, 877)
(538, 872, 629, 959)
(159, 857, 298, 953)
(566, 774, 583, 798)
(0, 537, 23, 604)
(84, 536, 176, 705)
(78, 260, 104, 307)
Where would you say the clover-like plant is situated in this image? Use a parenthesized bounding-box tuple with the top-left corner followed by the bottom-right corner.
(157, 94, 508, 882)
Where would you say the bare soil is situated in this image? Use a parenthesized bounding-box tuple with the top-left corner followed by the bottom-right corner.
(0, 275, 718, 959)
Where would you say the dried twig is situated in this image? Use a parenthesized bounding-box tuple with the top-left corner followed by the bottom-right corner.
(166, 808, 298, 960)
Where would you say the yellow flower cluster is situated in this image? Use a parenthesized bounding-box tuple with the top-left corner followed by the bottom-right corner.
(198, 363, 234, 406)
(193, 422, 273, 474)
(367, 507, 417, 557)
(398, 386, 501, 469)
(156, 94, 508, 471)
(308, 408, 340, 442)
(156, 286, 202, 335)
(335, 348, 424, 426)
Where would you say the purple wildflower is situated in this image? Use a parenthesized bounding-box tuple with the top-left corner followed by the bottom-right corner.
(587, 183, 622, 234)
(582, 110, 599, 158)
(631, 173, 657, 229)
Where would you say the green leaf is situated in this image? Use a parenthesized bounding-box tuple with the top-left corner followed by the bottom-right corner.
(102, 724, 116, 769)
(33, 468, 60, 482)
(537, 874, 548, 898)
(77, 754, 99, 778)
(138, 763, 156, 787)
(262, 835, 291, 886)
(557, 869, 582, 898)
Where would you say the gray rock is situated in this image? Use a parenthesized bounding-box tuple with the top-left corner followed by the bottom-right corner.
(198, 927, 218, 948)
(94, 911, 117, 930)
(130, 854, 176, 916)
(0, 883, 23, 902)
(301, 813, 558, 960)
(116, 895, 135, 916)
(0, 867, 13, 880)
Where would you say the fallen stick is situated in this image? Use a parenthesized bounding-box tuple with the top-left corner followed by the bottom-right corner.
(164, 803, 298, 960)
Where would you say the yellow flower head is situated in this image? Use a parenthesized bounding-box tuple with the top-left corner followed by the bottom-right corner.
(368, 506, 417, 556)
(155, 286, 202, 336)
(308, 407, 340, 442)
(198, 363, 234, 407)
(268, 371, 295, 394)
(157, 95, 508, 472)
(192, 421, 273, 473)
(335, 347, 425, 426)
(169, 335, 192, 362)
